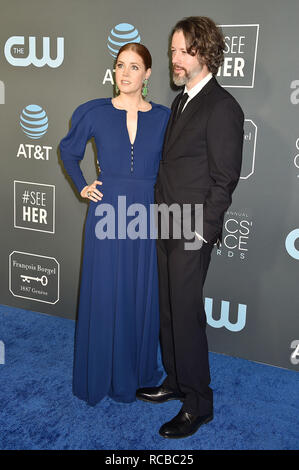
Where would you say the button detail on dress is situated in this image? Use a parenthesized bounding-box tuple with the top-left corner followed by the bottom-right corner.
(131, 144, 134, 172)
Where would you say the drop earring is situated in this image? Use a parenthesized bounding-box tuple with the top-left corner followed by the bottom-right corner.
(142, 79, 148, 98)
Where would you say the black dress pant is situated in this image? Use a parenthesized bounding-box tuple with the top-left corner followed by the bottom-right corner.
(157, 235, 214, 416)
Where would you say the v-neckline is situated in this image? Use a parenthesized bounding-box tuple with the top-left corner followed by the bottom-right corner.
(126, 112, 138, 147)
(110, 98, 153, 146)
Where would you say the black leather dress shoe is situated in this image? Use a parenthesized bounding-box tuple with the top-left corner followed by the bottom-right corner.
(159, 409, 213, 439)
(136, 386, 185, 403)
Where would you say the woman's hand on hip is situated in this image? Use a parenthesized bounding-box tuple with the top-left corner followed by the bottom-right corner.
(80, 180, 103, 202)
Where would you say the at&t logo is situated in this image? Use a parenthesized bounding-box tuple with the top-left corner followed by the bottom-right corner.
(103, 23, 141, 85)
(107, 23, 140, 58)
(17, 105, 52, 161)
(20, 104, 49, 139)
(4, 36, 64, 68)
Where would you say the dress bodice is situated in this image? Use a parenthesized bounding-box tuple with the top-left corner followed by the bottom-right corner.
(59, 98, 170, 194)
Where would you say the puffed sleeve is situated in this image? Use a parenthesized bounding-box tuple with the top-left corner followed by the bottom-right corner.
(59, 104, 94, 195)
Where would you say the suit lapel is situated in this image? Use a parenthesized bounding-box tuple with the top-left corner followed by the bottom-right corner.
(164, 77, 218, 156)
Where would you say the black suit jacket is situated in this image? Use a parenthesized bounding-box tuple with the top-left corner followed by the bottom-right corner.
(155, 76, 244, 244)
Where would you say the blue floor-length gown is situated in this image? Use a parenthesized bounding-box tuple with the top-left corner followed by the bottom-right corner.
(59, 98, 170, 405)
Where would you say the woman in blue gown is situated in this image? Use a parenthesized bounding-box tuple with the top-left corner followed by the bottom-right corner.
(59, 43, 170, 406)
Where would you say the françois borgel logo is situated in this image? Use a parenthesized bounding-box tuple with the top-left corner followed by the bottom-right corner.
(217, 24, 259, 88)
(4, 36, 64, 68)
(103, 23, 141, 85)
(14, 181, 55, 233)
(9, 251, 59, 304)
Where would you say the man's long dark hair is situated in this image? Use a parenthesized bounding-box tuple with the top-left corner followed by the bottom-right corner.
(171, 16, 225, 74)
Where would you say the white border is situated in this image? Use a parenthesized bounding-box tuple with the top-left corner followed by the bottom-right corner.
(9, 250, 60, 304)
(14, 180, 55, 233)
(241, 119, 257, 180)
(218, 24, 260, 88)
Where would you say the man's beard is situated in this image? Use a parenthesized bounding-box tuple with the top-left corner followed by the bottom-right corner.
(172, 63, 203, 86)
(172, 68, 188, 86)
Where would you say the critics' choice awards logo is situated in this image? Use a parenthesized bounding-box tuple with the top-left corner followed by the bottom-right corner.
(293, 138, 299, 177)
(103, 23, 141, 85)
(17, 104, 52, 161)
(20, 104, 48, 139)
(217, 24, 259, 88)
(4, 36, 64, 68)
(285, 229, 299, 260)
(9, 251, 60, 304)
(205, 297, 247, 332)
(216, 210, 253, 261)
(14, 181, 55, 233)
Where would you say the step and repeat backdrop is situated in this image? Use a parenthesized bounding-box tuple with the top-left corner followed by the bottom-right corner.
(1, 0, 298, 370)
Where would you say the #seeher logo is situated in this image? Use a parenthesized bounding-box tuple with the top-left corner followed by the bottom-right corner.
(107, 23, 141, 58)
(20, 104, 48, 139)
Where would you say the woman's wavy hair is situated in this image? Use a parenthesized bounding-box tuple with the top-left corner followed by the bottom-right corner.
(171, 16, 225, 75)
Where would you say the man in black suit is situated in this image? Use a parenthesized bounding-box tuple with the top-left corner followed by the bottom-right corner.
(136, 16, 244, 439)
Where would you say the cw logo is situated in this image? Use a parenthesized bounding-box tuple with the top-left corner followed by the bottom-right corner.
(4, 36, 64, 68)
(205, 297, 247, 332)
(285, 229, 299, 260)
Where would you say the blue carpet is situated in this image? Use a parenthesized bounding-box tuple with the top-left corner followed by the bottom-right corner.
(0, 304, 298, 450)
